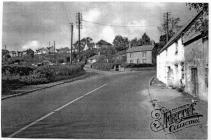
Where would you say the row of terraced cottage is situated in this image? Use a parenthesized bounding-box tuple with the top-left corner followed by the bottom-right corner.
(157, 11, 208, 100)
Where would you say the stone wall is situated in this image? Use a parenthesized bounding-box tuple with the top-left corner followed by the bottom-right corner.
(184, 38, 208, 100)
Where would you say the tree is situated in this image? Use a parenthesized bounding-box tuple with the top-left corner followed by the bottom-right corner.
(99, 46, 116, 59)
(26, 49, 34, 58)
(86, 37, 95, 49)
(141, 33, 151, 45)
(158, 17, 182, 36)
(74, 37, 95, 52)
(186, 3, 208, 37)
(157, 15, 182, 49)
(2, 49, 11, 61)
(113, 35, 129, 51)
(130, 38, 138, 47)
(187, 3, 208, 14)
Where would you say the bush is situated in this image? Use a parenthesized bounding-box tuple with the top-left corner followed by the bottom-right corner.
(34, 64, 84, 81)
(92, 62, 114, 71)
(2, 63, 85, 95)
(2, 64, 35, 76)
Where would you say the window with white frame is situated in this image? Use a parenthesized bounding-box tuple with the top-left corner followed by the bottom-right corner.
(142, 51, 146, 57)
(137, 59, 140, 64)
(130, 53, 132, 58)
(175, 41, 178, 54)
(142, 59, 146, 63)
(130, 60, 133, 63)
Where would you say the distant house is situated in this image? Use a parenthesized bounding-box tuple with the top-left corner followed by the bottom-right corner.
(87, 55, 99, 63)
(96, 40, 112, 49)
(112, 50, 127, 71)
(36, 48, 48, 55)
(126, 45, 154, 64)
(114, 50, 126, 64)
(87, 54, 107, 64)
(9, 51, 18, 57)
(17, 51, 23, 57)
(26, 49, 34, 57)
(56, 47, 70, 54)
(47, 46, 55, 54)
(157, 10, 208, 100)
(83, 44, 89, 51)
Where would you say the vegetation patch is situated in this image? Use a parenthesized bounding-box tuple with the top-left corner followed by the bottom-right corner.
(2, 64, 85, 95)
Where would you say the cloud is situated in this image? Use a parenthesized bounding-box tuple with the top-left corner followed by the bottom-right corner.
(143, 3, 166, 10)
(112, 18, 122, 25)
(100, 26, 115, 43)
(126, 19, 147, 39)
(22, 40, 41, 50)
(84, 8, 101, 22)
(3, 2, 195, 50)
(81, 8, 101, 41)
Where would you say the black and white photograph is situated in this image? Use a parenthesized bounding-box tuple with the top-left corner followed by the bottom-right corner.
(1, 1, 209, 139)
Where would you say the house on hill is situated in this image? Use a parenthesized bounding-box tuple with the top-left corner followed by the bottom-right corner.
(36, 48, 48, 55)
(126, 45, 155, 64)
(87, 54, 107, 64)
(96, 40, 112, 49)
(56, 47, 70, 54)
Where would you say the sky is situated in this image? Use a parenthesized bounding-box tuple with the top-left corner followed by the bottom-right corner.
(3, 2, 197, 51)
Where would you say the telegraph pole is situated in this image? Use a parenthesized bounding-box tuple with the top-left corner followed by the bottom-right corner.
(70, 23, 73, 64)
(76, 12, 82, 61)
(53, 41, 56, 63)
(164, 12, 171, 43)
(53, 41, 56, 52)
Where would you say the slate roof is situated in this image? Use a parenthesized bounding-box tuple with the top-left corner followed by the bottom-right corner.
(158, 10, 203, 54)
(116, 50, 126, 55)
(96, 40, 112, 46)
(88, 54, 106, 60)
(126, 45, 154, 53)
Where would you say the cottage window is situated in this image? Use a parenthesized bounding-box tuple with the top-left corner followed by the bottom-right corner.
(137, 59, 140, 64)
(205, 68, 208, 88)
(175, 41, 178, 54)
(142, 51, 146, 57)
(142, 59, 146, 63)
(130, 60, 133, 63)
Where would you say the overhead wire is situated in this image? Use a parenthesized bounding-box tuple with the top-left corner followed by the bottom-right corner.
(82, 19, 158, 28)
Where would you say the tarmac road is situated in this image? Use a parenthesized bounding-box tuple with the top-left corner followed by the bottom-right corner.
(2, 70, 172, 138)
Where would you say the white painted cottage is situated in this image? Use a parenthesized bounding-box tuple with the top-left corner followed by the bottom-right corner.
(157, 38, 185, 88)
(157, 12, 203, 89)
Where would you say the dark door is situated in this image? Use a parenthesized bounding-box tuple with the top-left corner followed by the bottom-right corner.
(66, 57, 70, 62)
(191, 68, 198, 96)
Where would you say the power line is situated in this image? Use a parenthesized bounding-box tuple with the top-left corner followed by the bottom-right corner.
(82, 19, 157, 28)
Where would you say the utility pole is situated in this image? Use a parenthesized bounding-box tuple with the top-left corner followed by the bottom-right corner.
(70, 23, 74, 64)
(53, 41, 56, 52)
(4, 45, 6, 50)
(53, 41, 56, 63)
(164, 12, 171, 43)
(76, 12, 82, 61)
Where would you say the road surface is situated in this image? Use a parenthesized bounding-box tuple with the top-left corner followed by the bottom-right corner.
(2, 70, 172, 138)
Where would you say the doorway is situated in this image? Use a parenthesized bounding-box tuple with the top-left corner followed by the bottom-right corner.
(191, 67, 198, 96)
